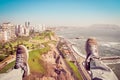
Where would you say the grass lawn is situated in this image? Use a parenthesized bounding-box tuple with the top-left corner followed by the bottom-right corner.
(0, 30, 55, 74)
(67, 61, 83, 80)
(28, 46, 50, 74)
(0, 54, 7, 61)
(0, 46, 50, 74)
(0, 61, 15, 73)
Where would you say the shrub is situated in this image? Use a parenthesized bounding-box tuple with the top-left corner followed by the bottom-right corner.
(0, 55, 6, 61)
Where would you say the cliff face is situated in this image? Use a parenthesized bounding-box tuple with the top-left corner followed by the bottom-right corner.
(24, 43, 74, 80)
(40, 44, 74, 80)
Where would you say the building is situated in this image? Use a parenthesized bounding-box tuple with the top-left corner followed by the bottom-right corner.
(17, 25, 24, 36)
(0, 29, 8, 42)
(24, 26, 29, 36)
(25, 21, 30, 27)
(25, 22, 28, 27)
(0, 22, 16, 42)
(0, 22, 30, 43)
(15, 24, 29, 36)
(28, 22, 30, 27)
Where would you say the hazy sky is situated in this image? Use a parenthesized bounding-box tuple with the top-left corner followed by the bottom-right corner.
(0, 0, 120, 26)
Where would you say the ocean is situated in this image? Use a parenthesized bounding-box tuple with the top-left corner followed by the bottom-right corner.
(55, 26, 120, 79)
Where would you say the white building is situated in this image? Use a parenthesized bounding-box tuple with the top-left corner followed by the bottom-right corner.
(0, 22, 16, 42)
(0, 29, 8, 42)
(15, 24, 29, 36)
(24, 26, 29, 36)
(33, 24, 46, 32)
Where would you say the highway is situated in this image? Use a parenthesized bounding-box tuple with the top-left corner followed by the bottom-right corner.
(62, 38, 120, 80)
(58, 38, 91, 80)
(66, 40, 91, 80)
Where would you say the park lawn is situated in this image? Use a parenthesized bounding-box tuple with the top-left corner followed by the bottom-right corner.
(0, 46, 50, 74)
(0, 61, 15, 73)
(28, 46, 50, 74)
(0, 30, 55, 74)
(67, 61, 83, 80)
(33, 36, 44, 40)
(0, 54, 7, 61)
(23, 41, 33, 48)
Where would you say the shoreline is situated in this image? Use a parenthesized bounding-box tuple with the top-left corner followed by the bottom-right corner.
(64, 38, 86, 58)
(62, 37, 119, 79)
(72, 45, 86, 58)
(65, 37, 120, 64)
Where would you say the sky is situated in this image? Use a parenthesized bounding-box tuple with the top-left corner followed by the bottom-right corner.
(0, 0, 120, 26)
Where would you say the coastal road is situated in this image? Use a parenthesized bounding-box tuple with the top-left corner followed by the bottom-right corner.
(62, 39, 91, 80)
(68, 44, 91, 80)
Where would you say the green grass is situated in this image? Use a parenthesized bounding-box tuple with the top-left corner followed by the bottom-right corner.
(0, 55, 7, 61)
(0, 61, 15, 73)
(0, 46, 50, 74)
(0, 30, 54, 74)
(67, 61, 83, 80)
(28, 46, 50, 74)
(33, 36, 44, 40)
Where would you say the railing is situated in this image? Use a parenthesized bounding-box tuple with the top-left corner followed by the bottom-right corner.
(101, 56, 120, 60)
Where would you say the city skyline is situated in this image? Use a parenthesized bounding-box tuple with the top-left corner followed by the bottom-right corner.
(0, 0, 120, 26)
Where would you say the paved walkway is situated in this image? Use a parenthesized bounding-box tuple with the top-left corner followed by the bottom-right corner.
(0, 55, 15, 71)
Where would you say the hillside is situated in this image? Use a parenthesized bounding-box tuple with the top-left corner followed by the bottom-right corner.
(0, 30, 83, 80)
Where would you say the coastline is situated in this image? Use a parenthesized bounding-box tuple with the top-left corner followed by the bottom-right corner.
(72, 45, 86, 58)
(62, 37, 119, 80)
(58, 37, 91, 80)
(64, 38, 86, 58)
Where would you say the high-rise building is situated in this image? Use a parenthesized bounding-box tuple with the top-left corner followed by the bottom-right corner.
(25, 22, 28, 27)
(28, 22, 30, 27)
(15, 24, 29, 36)
(0, 22, 30, 43)
(0, 22, 16, 42)
(25, 21, 30, 27)
(0, 26, 8, 42)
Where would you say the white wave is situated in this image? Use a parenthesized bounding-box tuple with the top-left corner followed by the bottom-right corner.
(99, 41, 120, 49)
(72, 45, 86, 58)
(102, 43, 111, 47)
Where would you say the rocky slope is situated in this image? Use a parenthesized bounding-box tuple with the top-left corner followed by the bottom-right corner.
(24, 43, 74, 80)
